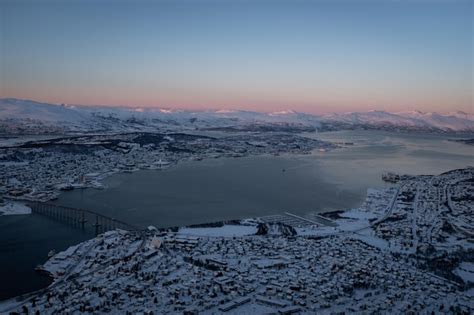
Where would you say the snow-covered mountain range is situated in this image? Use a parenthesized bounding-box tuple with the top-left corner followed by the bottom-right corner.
(321, 110, 474, 132)
(0, 98, 472, 134)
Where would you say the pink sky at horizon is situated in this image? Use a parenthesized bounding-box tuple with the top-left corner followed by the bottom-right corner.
(1, 89, 472, 115)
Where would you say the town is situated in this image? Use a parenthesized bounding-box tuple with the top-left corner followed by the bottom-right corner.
(0, 132, 334, 204)
(1, 168, 472, 314)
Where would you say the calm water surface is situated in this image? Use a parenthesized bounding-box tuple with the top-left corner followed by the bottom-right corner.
(1, 130, 472, 300)
(54, 130, 474, 227)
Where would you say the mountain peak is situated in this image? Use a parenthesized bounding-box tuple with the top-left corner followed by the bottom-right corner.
(215, 109, 237, 114)
(269, 110, 297, 116)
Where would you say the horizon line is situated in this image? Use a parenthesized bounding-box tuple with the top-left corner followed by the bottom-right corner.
(0, 96, 472, 116)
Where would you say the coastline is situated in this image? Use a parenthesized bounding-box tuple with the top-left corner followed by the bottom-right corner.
(1, 167, 473, 313)
(1, 131, 473, 308)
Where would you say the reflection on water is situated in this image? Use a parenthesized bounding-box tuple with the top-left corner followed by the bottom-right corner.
(312, 131, 473, 192)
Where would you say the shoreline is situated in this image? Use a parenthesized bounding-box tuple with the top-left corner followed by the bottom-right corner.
(0, 175, 376, 303)
(1, 131, 473, 309)
(49, 152, 367, 229)
(1, 167, 473, 313)
(0, 131, 335, 203)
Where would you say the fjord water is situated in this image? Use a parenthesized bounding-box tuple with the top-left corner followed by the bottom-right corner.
(0, 215, 95, 300)
(52, 156, 364, 228)
(52, 131, 474, 228)
(1, 130, 473, 300)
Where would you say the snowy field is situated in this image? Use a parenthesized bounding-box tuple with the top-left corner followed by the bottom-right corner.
(178, 225, 258, 237)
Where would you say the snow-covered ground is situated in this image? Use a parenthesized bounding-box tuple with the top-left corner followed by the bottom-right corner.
(178, 225, 258, 237)
(454, 262, 474, 284)
(1, 168, 473, 314)
(0, 202, 31, 216)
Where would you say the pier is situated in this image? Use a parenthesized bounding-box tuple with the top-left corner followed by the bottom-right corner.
(260, 211, 337, 228)
(28, 202, 140, 235)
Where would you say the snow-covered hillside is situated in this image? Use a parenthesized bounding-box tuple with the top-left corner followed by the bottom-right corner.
(396, 110, 474, 131)
(323, 110, 428, 128)
(0, 98, 472, 134)
(322, 109, 474, 132)
(0, 98, 89, 124)
(0, 98, 321, 133)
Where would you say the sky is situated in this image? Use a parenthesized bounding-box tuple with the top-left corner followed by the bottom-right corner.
(0, 0, 472, 114)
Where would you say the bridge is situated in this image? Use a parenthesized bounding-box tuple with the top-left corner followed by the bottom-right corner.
(27, 202, 141, 235)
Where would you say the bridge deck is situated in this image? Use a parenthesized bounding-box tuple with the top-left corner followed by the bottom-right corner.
(28, 202, 141, 234)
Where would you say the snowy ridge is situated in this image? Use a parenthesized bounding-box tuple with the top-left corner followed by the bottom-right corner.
(323, 110, 428, 127)
(0, 98, 473, 133)
(324, 110, 474, 131)
(396, 110, 474, 131)
(0, 98, 89, 123)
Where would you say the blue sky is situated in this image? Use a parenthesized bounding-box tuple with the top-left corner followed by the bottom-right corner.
(1, 0, 472, 113)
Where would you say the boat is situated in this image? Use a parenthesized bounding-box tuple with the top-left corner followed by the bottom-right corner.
(155, 159, 171, 169)
(59, 184, 74, 191)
